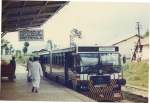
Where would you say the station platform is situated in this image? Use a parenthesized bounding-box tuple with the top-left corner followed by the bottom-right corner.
(0, 65, 95, 101)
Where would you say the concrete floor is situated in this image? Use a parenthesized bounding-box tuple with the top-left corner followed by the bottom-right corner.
(0, 65, 94, 101)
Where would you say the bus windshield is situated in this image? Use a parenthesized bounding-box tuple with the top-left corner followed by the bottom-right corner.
(77, 53, 120, 74)
(79, 53, 99, 66)
(79, 53, 119, 66)
(100, 53, 119, 66)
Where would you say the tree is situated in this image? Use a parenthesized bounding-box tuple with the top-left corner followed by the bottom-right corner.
(23, 46, 27, 55)
(9, 45, 13, 54)
(16, 50, 21, 57)
(1, 39, 10, 55)
(24, 42, 29, 47)
(23, 42, 30, 55)
(5, 44, 9, 55)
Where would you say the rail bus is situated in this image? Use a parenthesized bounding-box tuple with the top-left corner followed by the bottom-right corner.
(38, 46, 126, 101)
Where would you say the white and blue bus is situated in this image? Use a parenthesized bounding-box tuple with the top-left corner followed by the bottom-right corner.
(38, 46, 126, 101)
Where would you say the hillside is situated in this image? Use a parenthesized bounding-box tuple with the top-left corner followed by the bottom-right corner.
(123, 61, 148, 88)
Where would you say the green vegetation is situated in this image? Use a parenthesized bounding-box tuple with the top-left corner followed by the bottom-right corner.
(123, 61, 149, 88)
(23, 42, 30, 55)
(16, 55, 30, 64)
(143, 30, 149, 37)
(16, 56, 25, 64)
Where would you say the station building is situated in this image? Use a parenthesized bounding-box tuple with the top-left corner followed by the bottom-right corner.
(112, 34, 149, 61)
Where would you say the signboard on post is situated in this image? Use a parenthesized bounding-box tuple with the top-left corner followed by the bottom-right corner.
(19, 29, 44, 41)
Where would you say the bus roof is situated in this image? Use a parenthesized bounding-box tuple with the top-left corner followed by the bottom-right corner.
(52, 46, 119, 53)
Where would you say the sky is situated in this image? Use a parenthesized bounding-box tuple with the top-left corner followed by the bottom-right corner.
(3, 2, 150, 53)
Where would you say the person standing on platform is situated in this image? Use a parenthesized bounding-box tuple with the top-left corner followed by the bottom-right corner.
(27, 57, 33, 82)
(39, 60, 46, 79)
(29, 57, 43, 93)
(10, 56, 16, 79)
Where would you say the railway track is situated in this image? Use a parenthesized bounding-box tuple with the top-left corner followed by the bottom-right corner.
(122, 85, 148, 103)
(125, 84, 148, 92)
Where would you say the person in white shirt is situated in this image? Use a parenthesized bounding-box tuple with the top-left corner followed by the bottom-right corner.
(29, 57, 43, 93)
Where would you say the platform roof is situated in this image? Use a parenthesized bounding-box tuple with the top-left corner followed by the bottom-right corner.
(2, 1, 68, 34)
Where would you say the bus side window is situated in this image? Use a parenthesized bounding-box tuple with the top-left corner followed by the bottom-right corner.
(57, 55, 60, 65)
(45, 56, 47, 64)
(60, 55, 62, 65)
(54, 55, 56, 65)
(68, 54, 73, 68)
(55, 55, 56, 65)
(52, 55, 54, 64)
(59, 55, 61, 65)
(56, 55, 59, 65)
(46, 55, 48, 64)
(55, 55, 57, 65)
(62, 55, 64, 65)
(43, 56, 45, 64)
(47, 55, 49, 64)
(70, 55, 74, 68)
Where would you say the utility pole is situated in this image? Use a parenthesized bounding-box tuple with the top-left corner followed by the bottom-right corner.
(131, 22, 142, 61)
(136, 22, 142, 48)
(136, 22, 141, 36)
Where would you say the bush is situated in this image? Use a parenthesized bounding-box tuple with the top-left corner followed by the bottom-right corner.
(123, 61, 148, 88)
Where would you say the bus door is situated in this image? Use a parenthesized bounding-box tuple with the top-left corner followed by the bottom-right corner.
(64, 52, 74, 86)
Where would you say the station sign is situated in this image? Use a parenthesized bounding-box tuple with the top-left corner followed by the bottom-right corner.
(19, 29, 44, 41)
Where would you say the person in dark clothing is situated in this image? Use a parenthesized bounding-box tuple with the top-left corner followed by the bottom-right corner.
(39, 59, 47, 79)
(27, 57, 33, 82)
(10, 56, 16, 79)
(41, 63, 47, 79)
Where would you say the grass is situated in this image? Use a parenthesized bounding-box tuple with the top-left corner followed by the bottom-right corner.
(123, 61, 149, 88)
